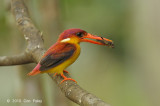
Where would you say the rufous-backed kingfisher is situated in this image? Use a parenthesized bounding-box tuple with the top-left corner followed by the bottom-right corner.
(28, 28, 114, 83)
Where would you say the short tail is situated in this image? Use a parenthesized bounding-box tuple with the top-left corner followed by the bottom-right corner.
(28, 64, 41, 76)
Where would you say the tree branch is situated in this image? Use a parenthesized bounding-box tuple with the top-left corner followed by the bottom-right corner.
(50, 73, 110, 106)
(0, 0, 112, 105)
(0, 52, 32, 66)
(11, 0, 45, 62)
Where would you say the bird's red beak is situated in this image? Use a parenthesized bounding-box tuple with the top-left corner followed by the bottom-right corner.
(81, 33, 114, 48)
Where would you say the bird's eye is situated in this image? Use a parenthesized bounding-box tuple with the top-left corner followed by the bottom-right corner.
(76, 32, 83, 37)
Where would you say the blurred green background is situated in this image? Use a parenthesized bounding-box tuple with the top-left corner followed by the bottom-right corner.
(0, 0, 160, 106)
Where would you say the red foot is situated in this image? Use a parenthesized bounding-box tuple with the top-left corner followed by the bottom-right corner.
(60, 73, 77, 84)
(54, 73, 58, 77)
(63, 70, 70, 74)
(53, 70, 69, 77)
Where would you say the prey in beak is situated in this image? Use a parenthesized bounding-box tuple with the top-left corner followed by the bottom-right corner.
(81, 33, 114, 48)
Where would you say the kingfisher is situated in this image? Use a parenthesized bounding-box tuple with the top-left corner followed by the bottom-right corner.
(28, 28, 114, 83)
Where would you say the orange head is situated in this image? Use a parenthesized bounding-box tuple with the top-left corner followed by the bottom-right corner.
(58, 28, 114, 48)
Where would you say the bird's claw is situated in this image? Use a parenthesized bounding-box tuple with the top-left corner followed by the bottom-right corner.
(60, 73, 77, 84)
(53, 71, 77, 84)
(60, 78, 77, 84)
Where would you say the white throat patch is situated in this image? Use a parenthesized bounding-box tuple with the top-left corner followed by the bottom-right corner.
(60, 38, 71, 42)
